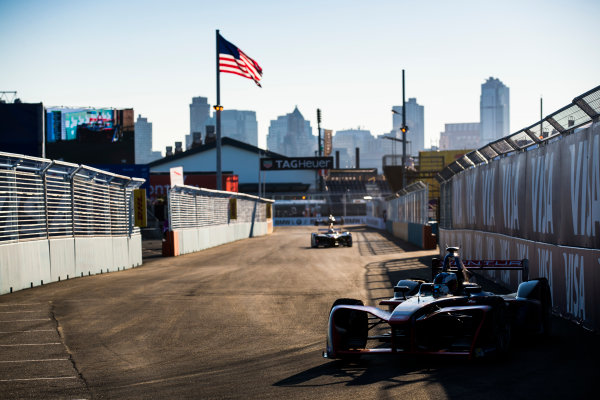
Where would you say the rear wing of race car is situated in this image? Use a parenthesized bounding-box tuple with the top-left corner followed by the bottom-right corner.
(431, 258, 529, 282)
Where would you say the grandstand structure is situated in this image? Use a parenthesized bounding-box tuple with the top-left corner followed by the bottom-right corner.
(325, 168, 391, 197)
(271, 168, 392, 219)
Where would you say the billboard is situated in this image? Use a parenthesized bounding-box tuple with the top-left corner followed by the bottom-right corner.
(260, 157, 333, 170)
(46, 107, 135, 164)
(46, 108, 116, 143)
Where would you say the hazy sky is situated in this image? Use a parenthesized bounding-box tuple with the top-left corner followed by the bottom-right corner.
(1, 0, 598, 153)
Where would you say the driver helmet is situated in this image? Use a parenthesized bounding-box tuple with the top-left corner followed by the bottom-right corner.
(433, 272, 458, 297)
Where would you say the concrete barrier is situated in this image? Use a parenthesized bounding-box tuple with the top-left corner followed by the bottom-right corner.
(0, 234, 142, 295)
(174, 221, 270, 256)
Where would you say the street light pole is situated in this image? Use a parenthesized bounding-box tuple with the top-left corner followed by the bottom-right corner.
(401, 69, 407, 189)
(391, 71, 409, 189)
(317, 109, 323, 192)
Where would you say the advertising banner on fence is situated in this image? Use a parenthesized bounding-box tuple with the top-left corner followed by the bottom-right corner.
(133, 189, 147, 227)
(274, 216, 367, 226)
(439, 228, 600, 332)
(449, 123, 599, 249)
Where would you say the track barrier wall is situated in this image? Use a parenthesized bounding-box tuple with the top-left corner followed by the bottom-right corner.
(0, 152, 145, 295)
(439, 120, 600, 331)
(166, 185, 274, 256)
(384, 182, 437, 249)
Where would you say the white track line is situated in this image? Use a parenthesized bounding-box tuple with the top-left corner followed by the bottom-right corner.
(0, 330, 55, 334)
(0, 311, 45, 314)
(0, 376, 78, 382)
(0, 343, 61, 347)
(0, 358, 69, 363)
(0, 319, 51, 322)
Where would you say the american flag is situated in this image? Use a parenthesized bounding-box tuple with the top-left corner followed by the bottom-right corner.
(218, 33, 263, 87)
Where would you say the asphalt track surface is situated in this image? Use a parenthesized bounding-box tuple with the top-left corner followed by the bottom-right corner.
(0, 226, 597, 399)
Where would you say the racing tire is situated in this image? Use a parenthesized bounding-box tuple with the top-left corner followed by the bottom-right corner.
(538, 278, 552, 337)
(329, 298, 368, 360)
(488, 303, 511, 359)
(310, 235, 317, 248)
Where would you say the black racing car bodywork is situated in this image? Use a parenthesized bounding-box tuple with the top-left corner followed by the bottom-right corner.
(324, 248, 551, 360)
(311, 229, 352, 248)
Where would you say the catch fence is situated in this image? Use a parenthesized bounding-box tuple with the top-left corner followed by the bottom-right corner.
(165, 185, 274, 256)
(0, 151, 145, 295)
(168, 186, 271, 229)
(0, 152, 144, 243)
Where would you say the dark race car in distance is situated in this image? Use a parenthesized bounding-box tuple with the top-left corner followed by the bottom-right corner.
(311, 228, 352, 248)
(324, 247, 551, 360)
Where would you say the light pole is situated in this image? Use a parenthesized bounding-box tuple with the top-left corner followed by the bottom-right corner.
(317, 109, 324, 192)
(391, 69, 409, 189)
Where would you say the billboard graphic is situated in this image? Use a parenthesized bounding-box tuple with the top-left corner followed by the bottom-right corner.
(260, 157, 333, 170)
(45, 107, 135, 164)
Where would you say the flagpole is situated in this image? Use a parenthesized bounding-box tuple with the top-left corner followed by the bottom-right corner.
(215, 29, 222, 191)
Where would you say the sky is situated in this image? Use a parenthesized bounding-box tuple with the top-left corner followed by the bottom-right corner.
(1, 0, 599, 154)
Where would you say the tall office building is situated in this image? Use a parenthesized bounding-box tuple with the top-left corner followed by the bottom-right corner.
(392, 98, 424, 156)
(480, 77, 510, 146)
(134, 115, 162, 164)
(221, 110, 258, 147)
(266, 107, 315, 157)
(332, 129, 373, 168)
(439, 123, 480, 151)
(187, 96, 211, 149)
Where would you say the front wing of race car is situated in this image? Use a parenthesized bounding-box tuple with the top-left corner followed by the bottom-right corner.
(324, 298, 505, 360)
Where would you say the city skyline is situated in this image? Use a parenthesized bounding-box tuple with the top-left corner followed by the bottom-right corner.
(1, 0, 598, 155)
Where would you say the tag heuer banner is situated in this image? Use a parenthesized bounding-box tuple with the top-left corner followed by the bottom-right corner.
(260, 157, 334, 170)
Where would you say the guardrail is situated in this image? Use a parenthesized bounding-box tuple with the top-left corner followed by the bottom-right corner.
(436, 85, 600, 183)
(0, 151, 145, 294)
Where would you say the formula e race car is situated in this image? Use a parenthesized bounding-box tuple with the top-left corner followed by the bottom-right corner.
(324, 247, 552, 360)
(311, 228, 353, 248)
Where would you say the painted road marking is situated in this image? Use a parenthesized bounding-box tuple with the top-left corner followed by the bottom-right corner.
(0, 359, 69, 363)
(0, 376, 78, 382)
(0, 343, 62, 347)
(0, 319, 51, 322)
(0, 311, 46, 314)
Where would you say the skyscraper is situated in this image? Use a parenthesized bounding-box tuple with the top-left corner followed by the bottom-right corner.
(480, 77, 510, 146)
(266, 107, 315, 157)
(332, 129, 373, 168)
(134, 115, 162, 164)
(221, 110, 258, 146)
(439, 123, 480, 151)
(392, 98, 424, 156)
(187, 96, 211, 149)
